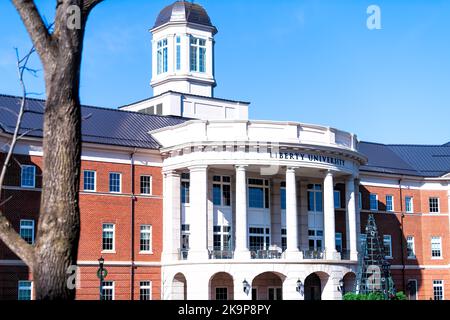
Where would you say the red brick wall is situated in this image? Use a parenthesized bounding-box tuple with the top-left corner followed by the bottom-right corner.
(0, 152, 163, 300)
(359, 183, 450, 300)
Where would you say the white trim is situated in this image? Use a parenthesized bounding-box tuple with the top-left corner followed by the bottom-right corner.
(18, 280, 33, 300)
(102, 223, 115, 252)
(109, 172, 122, 194)
(20, 165, 36, 189)
(83, 170, 97, 192)
(139, 224, 153, 254)
(140, 175, 153, 195)
(19, 219, 35, 245)
(433, 280, 445, 300)
(139, 280, 153, 300)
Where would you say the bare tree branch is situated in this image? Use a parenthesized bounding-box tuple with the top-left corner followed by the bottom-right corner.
(11, 0, 55, 68)
(0, 45, 37, 269)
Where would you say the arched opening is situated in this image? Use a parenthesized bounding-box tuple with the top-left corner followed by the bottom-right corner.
(343, 272, 356, 295)
(172, 273, 187, 300)
(304, 273, 322, 300)
(209, 272, 234, 300)
(251, 272, 285, 300)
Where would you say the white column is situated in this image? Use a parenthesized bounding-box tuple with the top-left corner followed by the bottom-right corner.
(187, 165, 209, 260)
(346, 176, 359, 260)
(162, 170, 180, 261)
(323, 170, 338, 260)
(234, 165, 250, 259)
(285, 167, 302, 259)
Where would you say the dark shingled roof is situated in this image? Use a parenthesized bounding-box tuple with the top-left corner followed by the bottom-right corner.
(153, 1, 215, 30)
(359, 141, 450, 177)
(0, 94, 188, 149)
(1, 94, 449, 177)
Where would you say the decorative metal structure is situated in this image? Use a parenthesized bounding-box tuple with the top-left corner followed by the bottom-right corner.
(356, 214, 396, 299)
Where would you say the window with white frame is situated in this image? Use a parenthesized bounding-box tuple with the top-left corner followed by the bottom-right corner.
(431, 236, 442, 258)
(176, 36, 181, 71)
(406, 236, 416, 259)
(280, 182, 286, 210)
(83, 170, 96, 191)
(102, 281, 114, 300)
(249, 227, 270, 251)
(213, 176, 231, 206)
(102, 223, 115, 252)
(20, 220, 34, 245)
(215, 287, 228, 300)
(405, 196, 413, 213)
(190, 36, 206, 72)
(307, 184, 323, 212)
(334, 190, 341, 209)
(383, 235, 392, 258)
(369, 193, 378, 211)
(157, 38, 168, 74)
(140, 281, 152, 300)
(335, 232, 342, 252)
(109, 172, 121, 193)
(181, 173, 190, 204)
(429, 197, 440, 213)
(140, 175, 152, 195)
(308, 229, 323, 251)
(248, 179, 269, 209)
(433, 280, 444, 300)
(213, 226, 232, 252)
(18, 281, 32, 300)
(140, 225, 152, 253)
(385, 195, 394, 212)
(21, 165, 36, 188)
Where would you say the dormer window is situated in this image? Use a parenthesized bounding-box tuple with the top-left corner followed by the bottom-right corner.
(190, 36, 206, 73)
(157, 38, 168, 74)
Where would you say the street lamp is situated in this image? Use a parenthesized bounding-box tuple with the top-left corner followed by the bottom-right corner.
(97, 256, 107, 300)
(338, 279, 345, 294)
(242, 279, 250, 295)
(296, 279, 304, 295)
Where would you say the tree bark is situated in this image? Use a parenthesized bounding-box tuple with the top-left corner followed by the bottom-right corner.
(8, 0, 103, 300)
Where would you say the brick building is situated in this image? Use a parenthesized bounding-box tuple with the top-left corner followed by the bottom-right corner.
(0, 1, 449, 300)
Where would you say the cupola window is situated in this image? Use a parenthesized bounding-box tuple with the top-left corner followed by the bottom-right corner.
(190, 36, 206, 73)
(157, 38, 168, 74)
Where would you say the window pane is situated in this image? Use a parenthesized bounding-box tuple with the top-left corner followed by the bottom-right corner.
(223, 184, 231, 206)
(109, 173, 121, 193)
(249, 187, 264, 208)
(21, 166, 36, 188)
(213, 184, 221, 206)
(18, 281, 32, 300)
(84, 170, 95, 191)
(280, 188, 286, 210)
(140, 176, 152, 194)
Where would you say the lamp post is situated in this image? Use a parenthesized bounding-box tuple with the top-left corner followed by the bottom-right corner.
(242, 279, 250, 295)
(97, 256, 108, 300)
(338, 279, 345, 297)
(296, 279, 304, 295)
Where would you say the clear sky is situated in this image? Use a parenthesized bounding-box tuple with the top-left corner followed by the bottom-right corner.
(0, 0, 449, 145)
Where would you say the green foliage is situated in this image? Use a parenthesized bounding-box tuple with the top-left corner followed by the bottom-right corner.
(393, 291, 407, 300)
(343, 291, 408, 300)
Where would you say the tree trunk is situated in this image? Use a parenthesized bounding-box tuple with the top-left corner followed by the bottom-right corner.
(6, 0, 103, 300)
(33, 50, 83, 300)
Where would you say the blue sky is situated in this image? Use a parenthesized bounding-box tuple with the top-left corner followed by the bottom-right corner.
(0, 0, 449, 144)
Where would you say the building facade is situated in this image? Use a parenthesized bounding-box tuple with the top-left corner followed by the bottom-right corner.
(0, 1, 449, 300)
